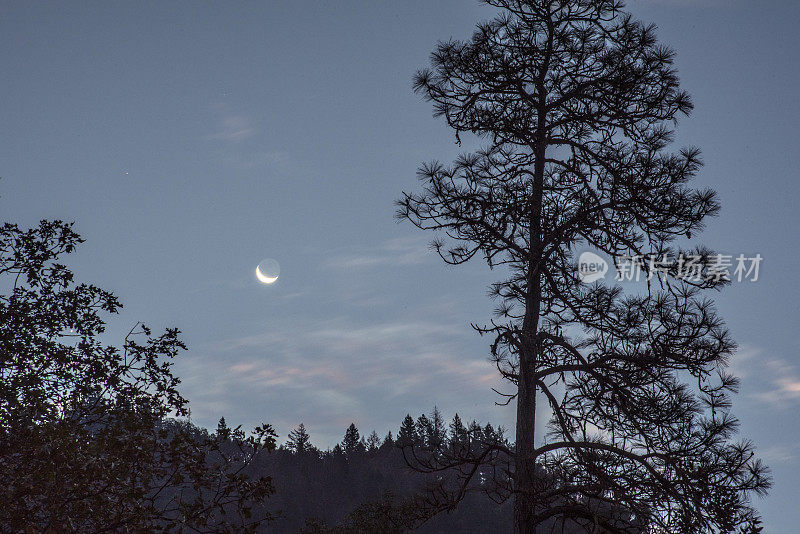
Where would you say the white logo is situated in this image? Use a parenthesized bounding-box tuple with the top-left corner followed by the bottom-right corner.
(577, 251, 608, 283)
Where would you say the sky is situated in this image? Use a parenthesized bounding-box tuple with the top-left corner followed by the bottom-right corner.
(1, 0, 799, 530)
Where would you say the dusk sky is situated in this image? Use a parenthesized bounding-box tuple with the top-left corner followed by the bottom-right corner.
(2, 1, 799, 530)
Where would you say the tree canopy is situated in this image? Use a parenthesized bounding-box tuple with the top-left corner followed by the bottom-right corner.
(0, 218, 276, 532)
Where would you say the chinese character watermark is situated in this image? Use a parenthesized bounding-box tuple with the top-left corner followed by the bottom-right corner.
(576, 252, 763, 284)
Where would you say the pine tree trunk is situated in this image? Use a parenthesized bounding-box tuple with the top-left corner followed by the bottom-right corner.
(514, 123, 546, 534)
(514, 343, 538, 533)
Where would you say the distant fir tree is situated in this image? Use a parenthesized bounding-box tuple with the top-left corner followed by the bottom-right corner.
(217, 417, 230, 438)
(449, 414, 469, 453)
(396, 415, 418, 448)
(415, 413, 432, 448)
(414, 409, 447, 453)
(286, 423, 313, 454)
(366, 431, 381, 452)
(428, 407, 447, 453)
(342, 423, 365, 456)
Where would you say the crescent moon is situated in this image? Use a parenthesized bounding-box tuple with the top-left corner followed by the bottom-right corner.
(255, 265, 278, 284)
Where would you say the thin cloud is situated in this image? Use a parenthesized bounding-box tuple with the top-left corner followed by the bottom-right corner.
(205, 103, 257, 143)
(753, 364, 800, 406)
(208, 114, 255, 142)
(732, 346, 800, 408)
(758, 444, 798, 465)
(324, 236, 432, 270)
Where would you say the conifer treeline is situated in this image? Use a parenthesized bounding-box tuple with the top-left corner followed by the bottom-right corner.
(282, 407, 508, 459)
(261, 408, 514, 533)
(260, 409, 626, 533)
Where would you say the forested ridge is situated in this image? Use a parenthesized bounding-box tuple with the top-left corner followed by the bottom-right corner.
(238, 410, 638, 533)
(264, 410, 514, 533)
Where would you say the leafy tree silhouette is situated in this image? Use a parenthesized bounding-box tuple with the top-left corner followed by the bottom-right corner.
(0, 218, 276, 532)
(397, 1, 770, 532)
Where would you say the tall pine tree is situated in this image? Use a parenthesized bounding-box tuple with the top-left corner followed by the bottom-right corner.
(399, 1, 769, 531)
